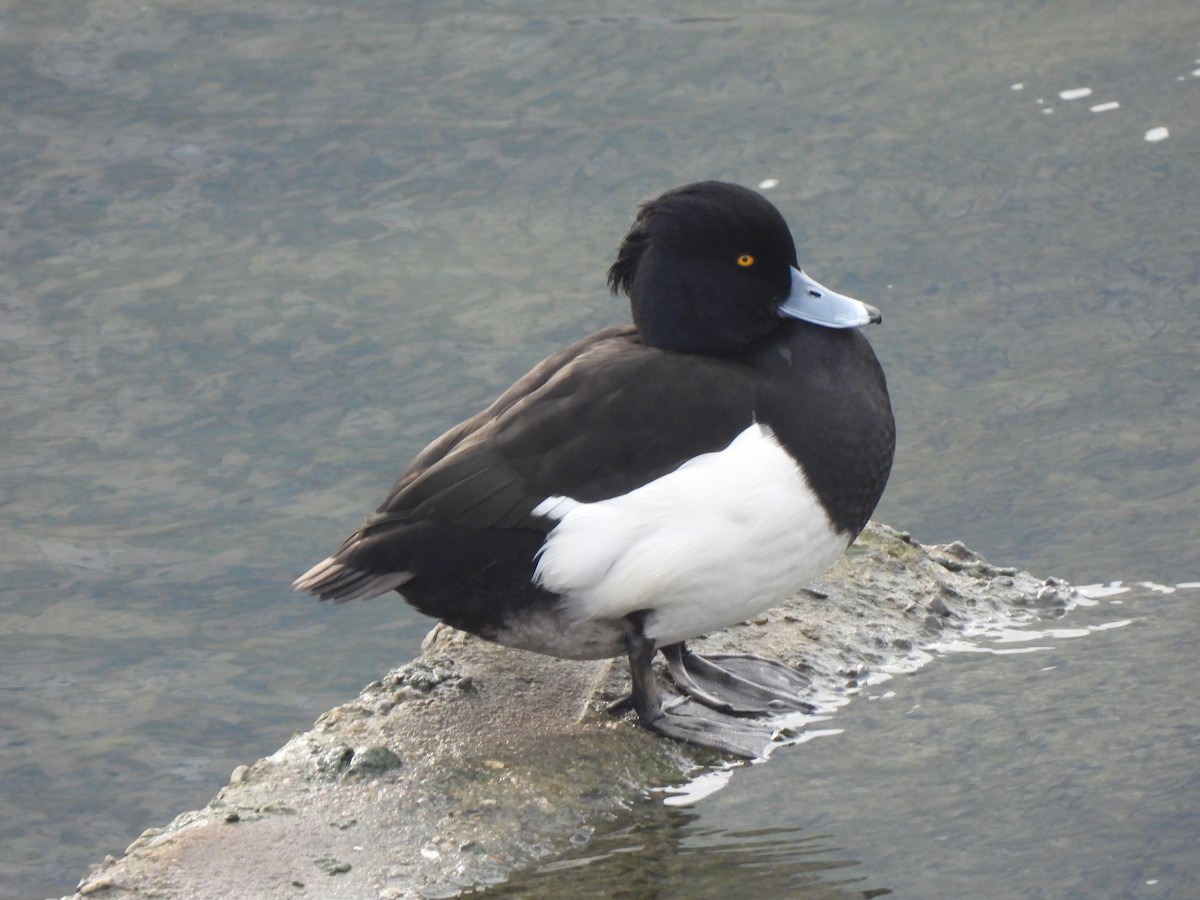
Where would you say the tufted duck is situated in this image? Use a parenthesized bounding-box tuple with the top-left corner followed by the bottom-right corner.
(295, 181, 895, 757)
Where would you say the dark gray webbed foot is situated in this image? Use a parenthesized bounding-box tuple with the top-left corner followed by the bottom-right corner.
(623, 631, 800, 759)
(662, 642, 816, 716)
(638, 698, 780, 759)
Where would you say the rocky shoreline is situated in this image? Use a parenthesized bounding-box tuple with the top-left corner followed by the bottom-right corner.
(65, 523, 1080, 899)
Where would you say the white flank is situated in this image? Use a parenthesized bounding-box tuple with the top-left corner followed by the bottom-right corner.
(533, 422, 849, 646)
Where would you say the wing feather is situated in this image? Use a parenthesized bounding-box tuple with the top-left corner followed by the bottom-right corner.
(295, 326, 758, 602)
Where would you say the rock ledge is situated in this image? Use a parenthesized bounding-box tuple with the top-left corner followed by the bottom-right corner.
(66, 523, 1080, 899)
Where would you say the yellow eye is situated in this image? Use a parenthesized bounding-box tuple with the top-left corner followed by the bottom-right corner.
(737, 254, 755, 267)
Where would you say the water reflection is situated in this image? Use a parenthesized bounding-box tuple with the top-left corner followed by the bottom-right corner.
(492, 816, 891, 900)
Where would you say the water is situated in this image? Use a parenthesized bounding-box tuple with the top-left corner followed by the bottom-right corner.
(493, 583, 1200, 898)
(1, 1, 1197, 896)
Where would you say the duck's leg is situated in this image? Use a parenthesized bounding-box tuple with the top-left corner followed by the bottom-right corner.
(661, 642, 815, 716)
(623, 629, 777, 759)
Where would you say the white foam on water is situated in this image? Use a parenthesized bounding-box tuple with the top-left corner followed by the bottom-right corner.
(1059, 87, 1093, 100)
(1090, 101, 1120, 113)
(1145, 126, 1169, 142)
(1077, 581, 1131, 598)
(660, 766, 736, 807)
(940, 639, 1050, 656)
(1137, 581, 1177, 593)
(660, 722, 846, 806)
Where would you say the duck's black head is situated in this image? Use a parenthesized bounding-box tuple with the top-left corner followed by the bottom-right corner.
(608, 181, 879, 355)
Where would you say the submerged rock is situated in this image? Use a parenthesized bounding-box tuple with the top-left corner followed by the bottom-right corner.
(63, 523, 1082, 899)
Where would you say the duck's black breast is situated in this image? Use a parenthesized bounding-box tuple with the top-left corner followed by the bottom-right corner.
(745, 321, 895, 538)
